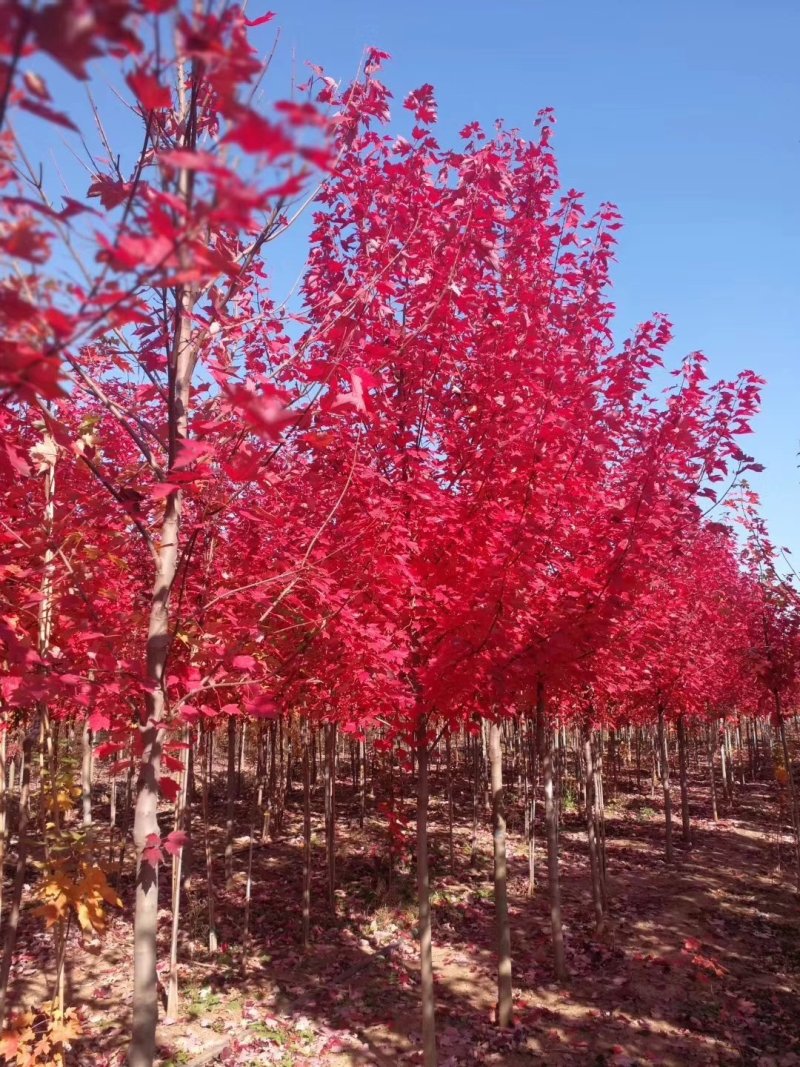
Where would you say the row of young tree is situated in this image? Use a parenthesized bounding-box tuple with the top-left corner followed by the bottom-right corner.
(1, 3, 799, 1065)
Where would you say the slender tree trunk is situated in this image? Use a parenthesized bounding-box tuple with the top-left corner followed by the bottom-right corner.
(242, 817, 256, 971)
(357, 736, 366, 829)
(302, 724, 311, 951)
(0, 732, 33, 1030)
(658, 707, 673, 864)
(776, 695, 800, 891)
(130, 267, 196, 1066)
(489, 722, 512, 1027)
(166, 726, 190, 1019)
(81, 721, 93, 826)
(201, 728, 217, 954)
(608, 728, 617, 799)
(471, 733, 480, 864)
(594, 734, 608, 906)
(707, 723, 719, 822)
(446, 731, 455, 871)
(416, 717, 437, 1067)
(677, 714, 691, 845)
(265, 721, 276, 839)
(719, 721, 730, 802)
(225, 715, 236, 885)
(237, 719, 246, 798)
(538, 681, 567, 982)
(583, 727, 604, 931)
(324, 722, 336, 911)
(526, 714, 538, 895)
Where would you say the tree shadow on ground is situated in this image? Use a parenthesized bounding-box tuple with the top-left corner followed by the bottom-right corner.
(4, 768, 800, 1065)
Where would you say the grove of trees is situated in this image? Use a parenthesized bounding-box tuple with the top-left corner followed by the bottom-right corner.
(1, 4, 799, 1066)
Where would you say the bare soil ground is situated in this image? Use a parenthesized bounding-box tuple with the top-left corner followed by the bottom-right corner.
(6, 764, 800, 1066)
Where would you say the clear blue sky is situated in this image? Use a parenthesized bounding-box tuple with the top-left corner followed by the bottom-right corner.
(27, 1, 800, 557)
(259, 0, 800, 558)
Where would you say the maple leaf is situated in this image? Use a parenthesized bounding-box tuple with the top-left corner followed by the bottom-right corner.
(159, 776, 181, 803)
(404, 84, 437, 124)
(223, 111, 295, 157)
(48, 1009, 82, 1047)
(127, 69, 172, 111)
(164, 830, 188, 856)
(18, 97, 79, 131)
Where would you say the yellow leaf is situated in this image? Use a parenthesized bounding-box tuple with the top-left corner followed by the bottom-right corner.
(49, 1010, 82, 1046)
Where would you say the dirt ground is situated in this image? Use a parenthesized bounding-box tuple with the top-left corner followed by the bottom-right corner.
(6, 762, 800, 1066)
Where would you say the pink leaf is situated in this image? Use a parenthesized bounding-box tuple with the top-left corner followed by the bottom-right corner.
(163, 830, 188, 856)
(244, 11, 275, 27)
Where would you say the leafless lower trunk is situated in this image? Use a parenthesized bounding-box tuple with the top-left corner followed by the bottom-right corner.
(0, 732, 33, 1030)
(81, 721, 93, 827)
(658, 706, 673, 865)
(416, 717, 437, 1066)
(677, 714, 691, 845)
(538, 681, 566, 982)
(489, 721, 512, 1026)
(302, 723, 311, 951)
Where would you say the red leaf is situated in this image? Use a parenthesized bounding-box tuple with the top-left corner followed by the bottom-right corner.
(159, 776, 180, 802)
(18, 97, 78, 131)
(95, 742, 126, 760)
(88, 710, 111, 733)
(87, 175, 134, 210)
(163, 830, 188, 856)
(244, 11, 275, 27)
(162, 753, 185, 774)
(4, 442, 31, 477)
(223, 111, 295, 157)
(142, 845, 162, 868)
(127, 70, 171, 112)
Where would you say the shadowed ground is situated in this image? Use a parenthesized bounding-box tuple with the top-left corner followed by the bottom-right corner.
(4, 763, 800, 1066)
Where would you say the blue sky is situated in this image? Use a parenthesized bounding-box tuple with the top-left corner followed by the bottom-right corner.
(25, 1, 800, 556)
(258, 0, 800, 557)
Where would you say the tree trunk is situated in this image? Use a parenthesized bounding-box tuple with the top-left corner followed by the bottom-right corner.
(594, 734, 608, 906)
(237, 719, 246, 798)
(583, 727, 604, 931)
(302, 724, 311, 951)
(166, 726, 191, 1019)
(201, 728, 218, 954)
(81, 721, 93, 826)
(225, 715, 236, 885)
(719, 721, 731, 802)
(358, 736, 366, 829)
(707, 723, 718, 823)
(416, 718, 437, 1066)
(489, 721, 512, 1027)
(324, 722, 336, 912)
(776, 695, 800, 891)
(538, 681, 567, 982)
(471, 733, 480, 865)
(528, 713, 539, 895)
(446, 730, 455, 872)
(0, 732, 33, 1030)
(658, 707, 673, 865)
(677, 714, 691, 845)
(129, 244, 196, 1066)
